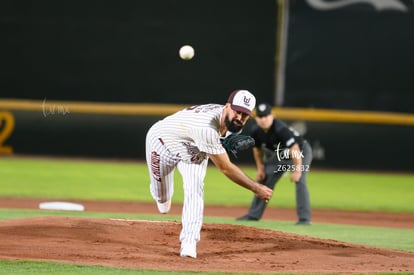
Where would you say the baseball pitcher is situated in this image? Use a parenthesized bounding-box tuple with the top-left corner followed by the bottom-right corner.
(145, 90, 273, 258)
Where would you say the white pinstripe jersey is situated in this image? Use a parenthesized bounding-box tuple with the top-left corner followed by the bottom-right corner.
(151, 103, 227, 163)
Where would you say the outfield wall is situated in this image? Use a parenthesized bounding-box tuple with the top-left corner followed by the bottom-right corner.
(2, 1, 413, 113)
(284, 1, 414, 113)
(0, 0, 276, 106)
(1, 100, 413, 172)
(2, 1, 413, 172)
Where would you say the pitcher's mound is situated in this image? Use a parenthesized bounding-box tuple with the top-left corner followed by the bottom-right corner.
(0, 217, 413, 273)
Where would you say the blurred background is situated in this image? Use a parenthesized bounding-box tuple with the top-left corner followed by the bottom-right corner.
(1, 0, 413, 171)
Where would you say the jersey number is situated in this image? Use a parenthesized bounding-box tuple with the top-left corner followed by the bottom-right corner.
(0, 111, 15, 154)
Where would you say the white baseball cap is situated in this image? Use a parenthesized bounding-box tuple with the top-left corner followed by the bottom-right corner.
(227, 89, 256, 116)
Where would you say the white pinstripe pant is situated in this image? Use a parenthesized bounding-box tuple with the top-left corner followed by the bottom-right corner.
(146, 126, 208, 245)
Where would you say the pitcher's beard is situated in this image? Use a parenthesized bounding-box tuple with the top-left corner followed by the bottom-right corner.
(225, 115, 243, 133)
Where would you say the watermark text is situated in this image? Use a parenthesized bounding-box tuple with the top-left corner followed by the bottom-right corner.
(42, 98, 70, 117)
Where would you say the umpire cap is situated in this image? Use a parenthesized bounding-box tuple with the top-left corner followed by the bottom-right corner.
(255, 103, 272, 117)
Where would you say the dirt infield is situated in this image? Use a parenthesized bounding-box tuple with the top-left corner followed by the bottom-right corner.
(0, 198, 414, 273)
(1, 198, 414, 229)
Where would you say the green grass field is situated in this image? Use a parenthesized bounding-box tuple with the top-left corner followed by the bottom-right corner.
(0, 156, 413, 274)
(1, 157, 413, 212)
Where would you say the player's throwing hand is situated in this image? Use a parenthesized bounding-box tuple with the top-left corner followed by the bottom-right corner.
(254, 183, 273, 202)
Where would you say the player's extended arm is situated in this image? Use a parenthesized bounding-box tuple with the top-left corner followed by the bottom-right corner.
(208, 152, 272, 201)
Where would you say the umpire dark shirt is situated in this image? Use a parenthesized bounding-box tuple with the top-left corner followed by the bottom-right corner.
(251, 119, 305, 152)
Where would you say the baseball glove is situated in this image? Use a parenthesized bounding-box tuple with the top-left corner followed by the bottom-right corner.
(221, 134, 255, 159)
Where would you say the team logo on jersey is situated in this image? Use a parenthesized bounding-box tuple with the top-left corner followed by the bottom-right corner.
(306, 0, 409, 12)
(182, 142, 207, 164)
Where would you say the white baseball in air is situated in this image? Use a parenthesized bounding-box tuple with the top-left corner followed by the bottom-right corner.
(179, 45, 195, 60)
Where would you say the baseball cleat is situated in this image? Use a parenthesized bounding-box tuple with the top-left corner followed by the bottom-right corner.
(156, 200, 171, 214)
(180, 242, 197, 258)
(236, 215, 258, 221)
(296, 220, 312, 225)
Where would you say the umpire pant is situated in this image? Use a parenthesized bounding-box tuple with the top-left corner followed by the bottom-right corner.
(246, 141, 312, 222)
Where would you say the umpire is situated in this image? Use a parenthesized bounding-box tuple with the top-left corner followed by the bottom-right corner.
(236, 103, 312, 225)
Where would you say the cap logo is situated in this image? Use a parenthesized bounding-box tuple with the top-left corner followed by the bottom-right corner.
(243, 96, 252, 106)
(258, 104, 266, 112)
